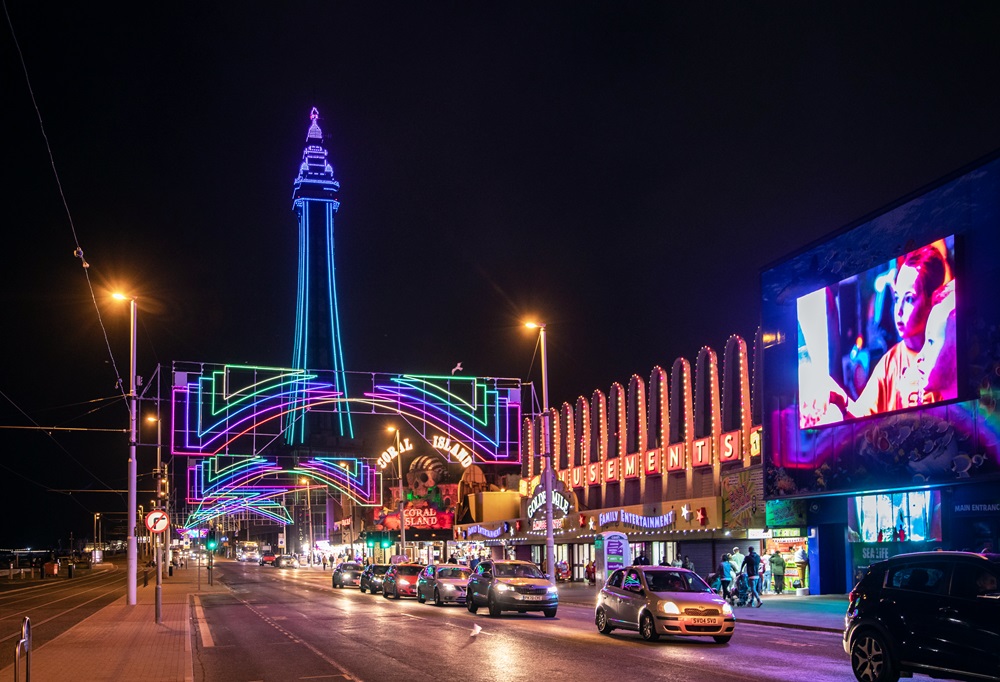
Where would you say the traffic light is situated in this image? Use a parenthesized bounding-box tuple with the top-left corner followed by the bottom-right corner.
(380, 532, 392, 549)
(364, 532, 375, 549)
(206, 528, 218, 551)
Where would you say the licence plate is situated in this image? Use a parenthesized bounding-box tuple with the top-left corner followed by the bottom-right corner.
(686, 617, 720, 625)
(522, 595, 545, 601)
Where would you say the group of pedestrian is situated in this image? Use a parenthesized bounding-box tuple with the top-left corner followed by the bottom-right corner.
(714, 546, 791, 603)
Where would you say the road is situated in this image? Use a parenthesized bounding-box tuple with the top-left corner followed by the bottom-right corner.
(194, 561, 850, 682)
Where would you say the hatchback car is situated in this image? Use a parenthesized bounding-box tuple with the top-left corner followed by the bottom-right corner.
(416, 564, 471, 605)
(382, 563, 424, 599)
(844, 551, 1000, 682)
(259, 552, 277, 566)
(595, 566, 735, 643)
(359, 564, 390, 594)
(275, 554, 299, 568)
(466, 560, 558, 617)
(332, 562, 364, 588)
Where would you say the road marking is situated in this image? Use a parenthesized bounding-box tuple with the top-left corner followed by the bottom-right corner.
(192, 595, 215, 648)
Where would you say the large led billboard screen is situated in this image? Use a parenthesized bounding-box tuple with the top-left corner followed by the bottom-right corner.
(796, 236, 956, 429)
(761, 152, 1000, 498)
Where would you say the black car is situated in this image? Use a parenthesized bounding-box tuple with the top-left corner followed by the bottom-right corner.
(466, 559, 558, 618)
(332, 561, 364, 588)
(844, 550, 1000, 682)
(360, 564, 389, 594)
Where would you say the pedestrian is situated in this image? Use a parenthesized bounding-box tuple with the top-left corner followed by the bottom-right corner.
(635, 549, 650, 565)
(717, 553, 733, 601)
(740, 546, 763, 607)
(671, 556, 683, 567)
(760, 551, 771, 594)
(770, 549, 786, 595)
(658, 555, 669, 566)
(322, 554, 328, 571)
(586, 560, 596, 585)
(470, 555, 480, 571)
(681, 555, 694, 572)
(729, 546, 745, 575)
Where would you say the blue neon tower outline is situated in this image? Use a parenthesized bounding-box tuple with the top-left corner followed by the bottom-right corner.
(288, 107, 354, 440)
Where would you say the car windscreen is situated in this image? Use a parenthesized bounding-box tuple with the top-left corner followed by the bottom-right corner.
(398, 565, 422, 575)
(495, 563, 545, 579)
(372, 565, 389, 575)
(341, 563, 363, 571)
(438, 568, 470, 579)
(644, 570, 712, 593)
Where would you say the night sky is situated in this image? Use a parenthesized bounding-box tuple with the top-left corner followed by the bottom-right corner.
(3, 3, 1000, 549)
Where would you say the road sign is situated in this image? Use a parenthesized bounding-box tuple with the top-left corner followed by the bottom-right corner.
(145, 509, 170, 533)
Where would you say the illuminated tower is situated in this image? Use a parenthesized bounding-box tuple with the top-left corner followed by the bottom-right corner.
(288, 107, 354, 440)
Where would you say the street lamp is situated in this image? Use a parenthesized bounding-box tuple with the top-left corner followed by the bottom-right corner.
(525, 321, 555, 581)
(113, 292, 138, 606)
(148, 414, 165, 624)
(300, 477, 314, 565)
(387, 426, 407, 557)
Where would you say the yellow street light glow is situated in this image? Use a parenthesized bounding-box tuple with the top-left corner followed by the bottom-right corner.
(525, 321, 540, 329)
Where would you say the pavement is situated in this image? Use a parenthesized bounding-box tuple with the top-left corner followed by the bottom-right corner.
(0, 563, 847, 682)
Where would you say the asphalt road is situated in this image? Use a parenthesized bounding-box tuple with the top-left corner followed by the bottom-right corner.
(194, 562, 851, 682)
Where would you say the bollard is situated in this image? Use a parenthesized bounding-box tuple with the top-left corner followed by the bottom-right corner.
(168, 565, 173, 577)
(143, 569, 149, 587)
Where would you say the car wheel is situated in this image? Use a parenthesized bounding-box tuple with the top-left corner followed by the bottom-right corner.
(596, 608, 614, 634)
(467, 589, 478, 613)
(850, 630, 899, 682)
(639, 613, 659, 642)
(393, 586, 400, 600)
(713, 635, 732, 644)
(383, 587, 391, 599)
(434, 588, 443, 606)
(417, 589, 426, 604)
(360, 584, 366, 593)
(543, 608, 557, 618)
(488, 591, 502, 617)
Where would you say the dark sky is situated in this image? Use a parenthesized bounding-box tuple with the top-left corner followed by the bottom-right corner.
(3, 2, 1000, 548)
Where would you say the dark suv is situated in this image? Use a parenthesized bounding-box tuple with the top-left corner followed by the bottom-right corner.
(844, 551, 1000, 682)
(466, 559, 558, 618)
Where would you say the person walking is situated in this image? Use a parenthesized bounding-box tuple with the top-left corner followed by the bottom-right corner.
(729, 546, 745, 575)
(717, 553, 733, 602)
(740, 546, 763, 607)
(682, 555, 694, 572)
(770, 549, 786, 595)
(760, 551, 771, 594)
(635, 549, 650, 565)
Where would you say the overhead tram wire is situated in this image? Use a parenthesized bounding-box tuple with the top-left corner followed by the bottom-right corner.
(3, 0, 129, 412)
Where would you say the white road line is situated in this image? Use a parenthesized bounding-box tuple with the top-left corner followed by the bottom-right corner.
(192, 595, 215, 648)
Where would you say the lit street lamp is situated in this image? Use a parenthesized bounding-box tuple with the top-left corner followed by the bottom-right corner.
(525, 321, 555, 581)
(387, 426, 407, 557)
(300, 477, 314, 565)
(113, 292, 138, 606)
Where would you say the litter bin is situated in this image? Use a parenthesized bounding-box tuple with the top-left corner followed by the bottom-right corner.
(168, 565, 173, 577)
(67, 563, 75, 578)
(43, 561, 58, 576)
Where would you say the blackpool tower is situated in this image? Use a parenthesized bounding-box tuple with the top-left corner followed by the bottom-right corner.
(288, 107, 354, 441)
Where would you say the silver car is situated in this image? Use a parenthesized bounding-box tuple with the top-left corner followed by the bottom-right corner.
(596, 566, 735, 643)
(416, 564, 471, 605)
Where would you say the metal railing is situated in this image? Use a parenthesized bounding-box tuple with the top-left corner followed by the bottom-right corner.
(14, 617, 30, 682)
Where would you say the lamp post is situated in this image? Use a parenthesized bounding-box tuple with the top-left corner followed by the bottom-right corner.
(93, 513, 101, 559)
(148, 414, 164, 623)
(114, 292, 138, 606)
(300, 478, 314, 565)
(526, 321, 555, 581)
(388, 427, 407, 557)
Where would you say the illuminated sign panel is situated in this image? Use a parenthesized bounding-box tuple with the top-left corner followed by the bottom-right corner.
(666, 443, 685, 471)
(718, 430, 741, 463)
(692, 437, 712, 467)
(643, 449, 662, 476)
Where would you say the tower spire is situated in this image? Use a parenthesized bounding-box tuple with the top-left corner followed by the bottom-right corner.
(288, 107, 353, 441)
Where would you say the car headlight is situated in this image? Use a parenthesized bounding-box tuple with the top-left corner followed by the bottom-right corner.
(398, 578, 410, 586)
(441, 583, 453, 590)
(547, 586, 558, 595)
(722, 602, 733, 616)
(659, 601, 680, 615)
(495, 582, 510, 592)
